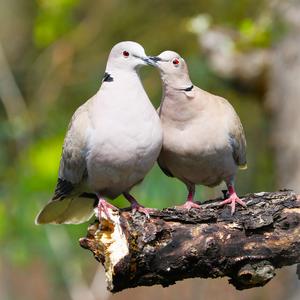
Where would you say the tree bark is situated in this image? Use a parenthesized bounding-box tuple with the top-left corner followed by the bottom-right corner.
(79, 190, 300, 293)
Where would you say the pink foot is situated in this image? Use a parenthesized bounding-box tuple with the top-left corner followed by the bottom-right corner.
(176, 185, 201, 210)
(176, 201, 201, 210)
(131, 202, 154, 218)
(97, 198, 117, 221)
(219, 192, 246, 215)
(123, 192, 153, 218)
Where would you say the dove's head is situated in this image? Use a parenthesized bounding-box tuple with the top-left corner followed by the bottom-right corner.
(149, 51, 192, 87)
(106, 41, 153, 72)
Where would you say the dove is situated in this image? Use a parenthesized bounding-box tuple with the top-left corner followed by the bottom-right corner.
(35, 41, 163, 224)
(150, 51, 247, 214)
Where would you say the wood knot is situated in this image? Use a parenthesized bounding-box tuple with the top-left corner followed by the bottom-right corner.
(232, 261, 275, 290)
(204, 236, 219, 255)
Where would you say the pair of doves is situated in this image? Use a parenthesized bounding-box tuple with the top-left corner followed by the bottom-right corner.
(36, 41, 247, 225)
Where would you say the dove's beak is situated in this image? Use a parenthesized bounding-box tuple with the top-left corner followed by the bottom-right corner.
(133, 54, 157, 67)
(147, 56, 162, 68)
(140, 56, 157, 66)
(149, 56, 162, 63)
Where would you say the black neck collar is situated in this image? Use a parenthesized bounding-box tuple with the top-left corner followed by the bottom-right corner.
(181, 85, 194, 91)
(172, 84, 193, 92)
(102, 72, 114, 82)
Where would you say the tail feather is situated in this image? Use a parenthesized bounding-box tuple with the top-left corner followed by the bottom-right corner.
(35, 196, 96, 225)
(239, 163, 248, 170)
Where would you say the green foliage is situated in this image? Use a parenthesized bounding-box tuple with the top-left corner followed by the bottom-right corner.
(26, 136, 62, 189)
(237, 17, 273, 49)
(0, 202, 8, 240)
(34, 0, 80, 47)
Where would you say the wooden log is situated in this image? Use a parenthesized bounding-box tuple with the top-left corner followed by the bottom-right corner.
(79, 190, 300, 293)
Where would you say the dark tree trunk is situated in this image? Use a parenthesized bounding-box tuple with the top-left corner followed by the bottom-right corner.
(80, 190, 300, 293)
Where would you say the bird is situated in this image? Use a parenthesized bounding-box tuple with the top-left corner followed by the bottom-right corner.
(35, 41, 163, 224)
(150, 51, 247, 215)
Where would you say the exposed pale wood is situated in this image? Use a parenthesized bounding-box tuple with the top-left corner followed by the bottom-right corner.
(80, 190, 300, 293)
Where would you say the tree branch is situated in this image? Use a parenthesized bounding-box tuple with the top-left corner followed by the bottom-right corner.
(79, 190, 300, 293)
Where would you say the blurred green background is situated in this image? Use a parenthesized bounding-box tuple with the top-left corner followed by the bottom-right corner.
(1, 0, 299, 299)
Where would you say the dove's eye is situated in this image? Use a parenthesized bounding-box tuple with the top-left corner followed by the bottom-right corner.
(123, 51, 129, 57)
(172, 58, 180, 65)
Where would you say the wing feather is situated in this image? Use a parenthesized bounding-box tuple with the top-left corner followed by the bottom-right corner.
(229, 112, 247, 168)
(36, 101, 96, 224)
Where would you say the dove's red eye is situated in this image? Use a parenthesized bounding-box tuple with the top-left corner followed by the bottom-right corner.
(123, 51, 129, 57)
(173, 58, 180, 65)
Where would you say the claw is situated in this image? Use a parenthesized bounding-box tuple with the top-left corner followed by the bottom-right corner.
(131, 204, 154, 218)
(123, 192, 153, 218)
(97, 198, 117, 221)
(176, 184, 201, 210)
(219, 192, 246, 215)
(176, 201, 201, 210)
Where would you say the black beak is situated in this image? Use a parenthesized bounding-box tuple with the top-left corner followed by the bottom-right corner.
(149, 56, 162, 63)
(140, 56, 157, 66)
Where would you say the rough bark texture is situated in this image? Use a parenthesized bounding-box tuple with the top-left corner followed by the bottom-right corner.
(80, 190, 300, 293)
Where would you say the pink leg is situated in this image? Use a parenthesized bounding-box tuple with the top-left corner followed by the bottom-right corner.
(97, 196, 117, 221)
(219, 184, 247, 215)
(123, 192, 153, 217)
(176, 185, 201, 210)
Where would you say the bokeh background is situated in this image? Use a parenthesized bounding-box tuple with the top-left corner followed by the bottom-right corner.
(1, 0, 300, 299)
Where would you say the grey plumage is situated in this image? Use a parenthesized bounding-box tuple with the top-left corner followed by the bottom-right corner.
(152, 50, 247, 213)
(36, 41, 162, 224)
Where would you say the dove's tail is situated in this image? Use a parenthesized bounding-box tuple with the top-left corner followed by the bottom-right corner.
(239, 163, 248, 170)
(35, 195, 97, 225)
